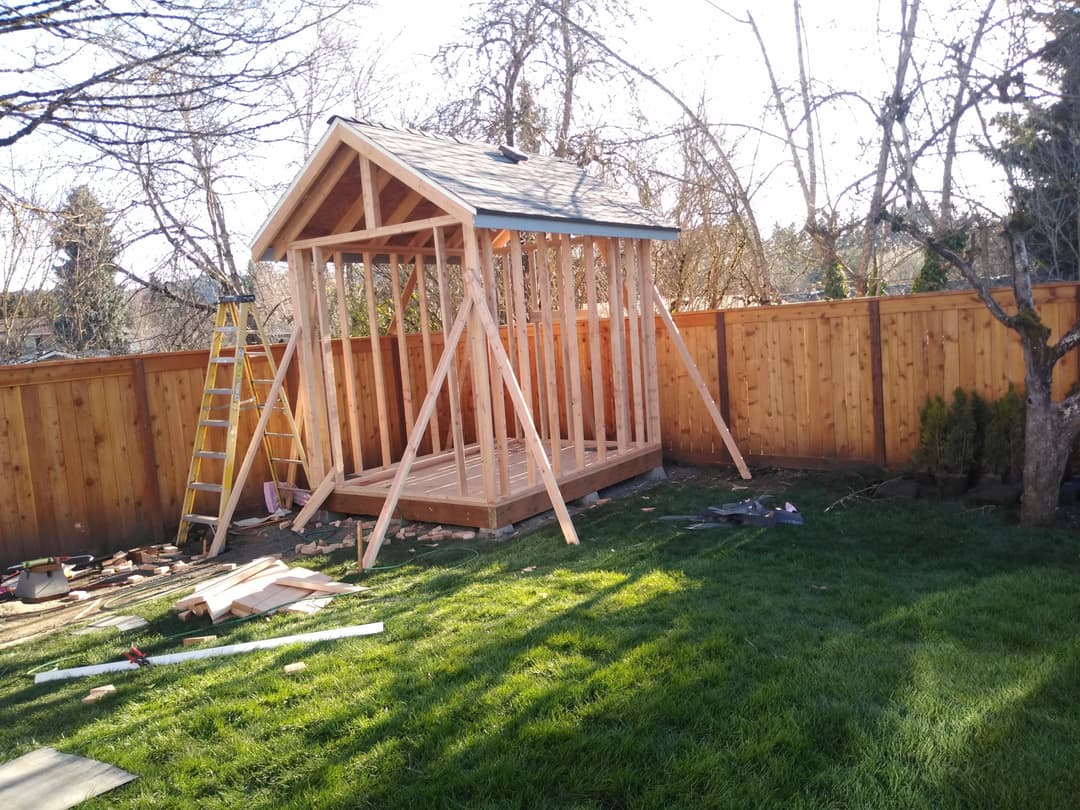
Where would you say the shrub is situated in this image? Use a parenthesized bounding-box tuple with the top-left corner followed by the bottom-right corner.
(981, 386, 1026, 480)
(913, 395, 948, 472)
(942, 388, 979, 476)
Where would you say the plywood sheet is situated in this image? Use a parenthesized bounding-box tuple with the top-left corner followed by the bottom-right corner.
(0, 747, 136, 810)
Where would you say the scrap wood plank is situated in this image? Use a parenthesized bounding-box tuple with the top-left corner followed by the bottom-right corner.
(230, 584, 318, 617)
(173, 556, 283, 610)
(283, 597, 332, 614)
(274, 576, 365, 594)
(197, 564, 293, 621)
(228, 567, 332, 616)
(174, 559, 289, 612)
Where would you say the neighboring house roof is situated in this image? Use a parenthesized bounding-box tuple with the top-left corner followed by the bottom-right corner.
(251, 117, 677, 262)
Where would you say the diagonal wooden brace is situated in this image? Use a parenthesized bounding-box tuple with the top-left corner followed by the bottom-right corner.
(652, 286, 751, 480)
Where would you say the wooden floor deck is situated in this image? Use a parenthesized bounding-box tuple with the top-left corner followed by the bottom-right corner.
(325, 439, 662, 528)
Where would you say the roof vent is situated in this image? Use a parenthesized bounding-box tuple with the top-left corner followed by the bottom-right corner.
(499, 144, 529, 163)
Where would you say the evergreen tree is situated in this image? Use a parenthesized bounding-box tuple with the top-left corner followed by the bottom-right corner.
(822, 260, 849, 300)
(52, 186, 129, 354)
(993, 6, 1080, 279)
(912, 231, 966, 293)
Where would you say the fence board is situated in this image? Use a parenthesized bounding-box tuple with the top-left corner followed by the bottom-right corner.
(2, 282, 1079, 566)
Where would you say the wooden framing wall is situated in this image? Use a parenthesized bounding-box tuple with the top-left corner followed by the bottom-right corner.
(280, 222, 741, 568)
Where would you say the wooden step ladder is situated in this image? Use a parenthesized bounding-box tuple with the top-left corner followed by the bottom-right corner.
(177, 295, 308, 549)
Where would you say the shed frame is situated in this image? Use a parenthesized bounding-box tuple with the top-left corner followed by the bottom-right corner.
(232, 119, 749, 568)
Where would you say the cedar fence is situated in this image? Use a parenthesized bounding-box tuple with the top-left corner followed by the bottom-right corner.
(2, 282, 1077, 566)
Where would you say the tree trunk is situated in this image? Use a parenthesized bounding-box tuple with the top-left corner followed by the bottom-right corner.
(1020, 371, 1070, 526)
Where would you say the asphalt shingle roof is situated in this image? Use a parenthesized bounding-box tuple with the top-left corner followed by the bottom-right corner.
(340, 118, 677, 237)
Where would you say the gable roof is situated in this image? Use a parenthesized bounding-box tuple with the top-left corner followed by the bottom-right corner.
(251, 118, 677, 261)
(338, 119, 676, 238)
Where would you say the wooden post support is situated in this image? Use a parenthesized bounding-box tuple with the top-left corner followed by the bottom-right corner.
(638, 240, 661, 444)
(434, 227, 468, 494)
(312, 248, 345, 482)
(288, 249, 326, 481)
(537, 233, 562, 476)
(509, 232, 536, 485)
(390, 254, 416, 437)
(333, 252, 364, 473)
(652, 285, 751, 480)
(558, 233, 586, 470)
(414, 254, 442, 453)
(361, 294, 475, 569)
(464, 271, 580, 547)
(583, 238, 607, 463)
(478, 228, 510, 495)
(363, 252, 393, 467)
(500, 244, 522, 439)
(530, 245, 550, 442)
(464, 226, 498, 501)
(607, 239, 631, 452)
(208, 327, 300, 556)
(360, 155, 382, 228)
(623, 240, 645, 445)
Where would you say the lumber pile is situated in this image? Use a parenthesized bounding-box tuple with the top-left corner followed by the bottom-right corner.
(172, 556, 364, 623)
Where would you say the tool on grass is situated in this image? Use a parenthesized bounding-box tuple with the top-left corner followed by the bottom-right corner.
(660, 496, 804, 530)
(123, 646, 151, 667)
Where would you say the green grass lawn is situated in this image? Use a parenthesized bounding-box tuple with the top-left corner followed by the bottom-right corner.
(2, 472, 1079, 808)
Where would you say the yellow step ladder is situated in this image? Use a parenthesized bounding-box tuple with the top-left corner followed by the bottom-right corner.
(177, 295, 307, 548)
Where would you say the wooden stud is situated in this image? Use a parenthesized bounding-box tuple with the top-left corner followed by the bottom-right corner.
(500, 244, 521, 439)
(333, 253, 364, 473)
(537, 233, 562, 476)
(363, 253, 392, 467)
(414, 254, 442, 453)
(359, 156, 382, 229)
(508, 232, 536, 486)
(361, 294, 475, 569)
(288, 250, 325, 481)
(558, 234, 586, 470)
(606, 239, 631, 453)
(623, 240, 645, 445)
(638, 240, 661, 444)
(651, 285, 751, 479)
(312, 248, 345, 482)
(464, 226, 498, 501)
(529, 245, 550, 442)
(479, 229, 510, 495)
(463, 271, 579, 546)
(434, 227, 469, 493)
(583, 237, 607, 464)
(389, 254, 416, 437)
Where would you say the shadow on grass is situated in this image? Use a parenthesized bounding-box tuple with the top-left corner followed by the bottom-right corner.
(2, 481, 1079, 808)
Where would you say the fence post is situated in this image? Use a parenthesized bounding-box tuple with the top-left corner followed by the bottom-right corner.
(714, 310, 732, 430)
(131, 358, 165, 543)
(868, 300, 887, 468)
